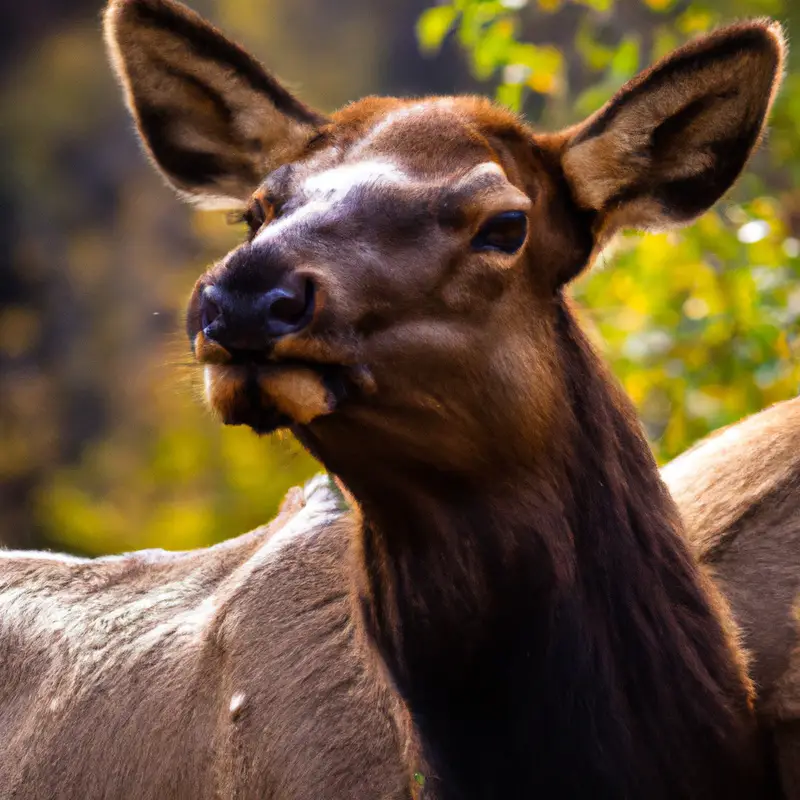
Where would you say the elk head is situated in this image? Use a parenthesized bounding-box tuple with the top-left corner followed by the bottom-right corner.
(105, 0, 783, 482)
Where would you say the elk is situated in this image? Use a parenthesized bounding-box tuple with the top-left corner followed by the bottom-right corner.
(0, 0, 793, 797)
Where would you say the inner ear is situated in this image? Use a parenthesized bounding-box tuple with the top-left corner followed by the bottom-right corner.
(560, 20, 785, 238)
(105, 0, 327, 208)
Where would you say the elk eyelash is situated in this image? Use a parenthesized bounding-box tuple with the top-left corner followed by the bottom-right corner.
(227, 201, 273, 242)
(226, 210, 247, 227)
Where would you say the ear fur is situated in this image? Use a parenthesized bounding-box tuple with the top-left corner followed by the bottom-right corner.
(561, 20, 785, 240)
(104, 0, 326, 208)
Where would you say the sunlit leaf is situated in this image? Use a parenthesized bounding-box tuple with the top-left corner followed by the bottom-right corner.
(643, 0, 675, 11)
(472, 17, 516, 78)
(575, 22, 615, 71)
(677, 8, 716, 34)
(610, 36, 640, 78)
(496, 81, 524, 110)
(576, 0, 613, 12)
(652, 26, 679, 59)
(528, 70, 558, 94)
(416, 6, 459, 55)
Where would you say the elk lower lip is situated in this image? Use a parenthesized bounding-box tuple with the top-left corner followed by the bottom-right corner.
(212, 359, 355, 433)
(257, 360, 353, 405)
(216, 370, 287, 434)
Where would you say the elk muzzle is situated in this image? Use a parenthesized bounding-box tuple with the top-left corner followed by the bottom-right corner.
(187, 257, 344, 432)
(200, 272, 316, 358)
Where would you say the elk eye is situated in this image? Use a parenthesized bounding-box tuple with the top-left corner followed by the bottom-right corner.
(241, 195, 279, 239)
(240, 204, 263, 238)
(472, 211, 528, 254)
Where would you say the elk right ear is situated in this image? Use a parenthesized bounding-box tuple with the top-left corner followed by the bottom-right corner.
(104, 0, 326, 209)
(559, 20, 784, 243)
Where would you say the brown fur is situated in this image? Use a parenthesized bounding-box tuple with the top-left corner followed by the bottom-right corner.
(0, 2, 793, 797)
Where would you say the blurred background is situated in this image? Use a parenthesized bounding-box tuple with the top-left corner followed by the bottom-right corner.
(0, 0, 798, 555)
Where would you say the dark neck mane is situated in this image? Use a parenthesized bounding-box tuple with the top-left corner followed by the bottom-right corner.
(340, 301, 763, 799)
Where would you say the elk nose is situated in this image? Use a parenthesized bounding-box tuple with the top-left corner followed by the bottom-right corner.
(200, 273, 315, 354)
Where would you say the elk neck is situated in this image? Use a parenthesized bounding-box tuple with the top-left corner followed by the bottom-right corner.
(304, 298, 765, 799)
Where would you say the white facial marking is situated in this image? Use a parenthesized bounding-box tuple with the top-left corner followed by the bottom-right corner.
(252, 199, 330, 245)
(302, 160, 406, 203)
(251, 160, 407, 247)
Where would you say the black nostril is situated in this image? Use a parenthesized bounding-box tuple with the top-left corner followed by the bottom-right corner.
(200, 287, 222, 333)
(197, 275, 315, 353)
(269, 288, 306, 325)
(262, 276, 315, 337)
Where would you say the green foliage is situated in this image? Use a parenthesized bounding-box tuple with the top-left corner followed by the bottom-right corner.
(417, 6, 459, 54)
(418, 0, 800, 462)
(419, 2, 566, 102)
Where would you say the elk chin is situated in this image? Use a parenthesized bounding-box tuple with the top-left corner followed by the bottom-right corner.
(203, 364, 338, 434)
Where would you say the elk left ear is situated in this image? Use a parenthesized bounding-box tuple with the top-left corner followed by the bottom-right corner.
(561, 20, 785, 240)
(104, 0, 327, 209)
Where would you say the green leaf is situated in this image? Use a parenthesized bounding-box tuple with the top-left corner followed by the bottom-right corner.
(575, 83, 615, 116)
(457, 2, 506, 48)
(576, 22, 615, 71)
(643, 0, 676, 11)
(471, 18, 516, 79)
(508, 42, 563, 75)
(416, 6, 459, 55)
(496, 81, 524, 110)
(610, 36, 639, 78)
(576, 0, 613, 12)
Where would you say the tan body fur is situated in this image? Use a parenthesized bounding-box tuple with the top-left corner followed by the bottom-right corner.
(0, 479, 412, 799)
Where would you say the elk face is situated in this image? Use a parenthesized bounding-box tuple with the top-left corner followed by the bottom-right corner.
(106, 0, 784, 473)
(184, 101, 582, 472)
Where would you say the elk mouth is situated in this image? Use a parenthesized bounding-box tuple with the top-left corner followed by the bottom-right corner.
(203, 357, 357, 435)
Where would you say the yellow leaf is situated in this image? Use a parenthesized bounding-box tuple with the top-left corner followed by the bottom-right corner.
(416, 6, 459, 55)
(678, 9, 715, 34)
(527, 71, 556, 94)
(643, 0, 674, 11)
(777, 331, 791, 359)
